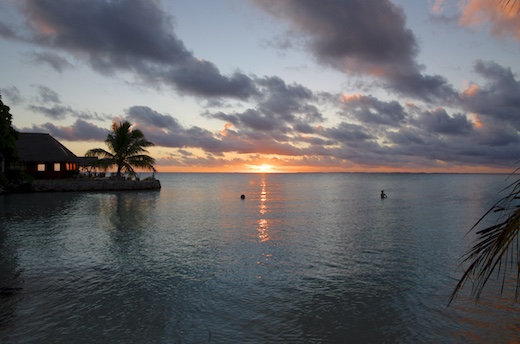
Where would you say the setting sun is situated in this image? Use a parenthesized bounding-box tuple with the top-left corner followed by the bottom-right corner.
(259, 164, 273, 172)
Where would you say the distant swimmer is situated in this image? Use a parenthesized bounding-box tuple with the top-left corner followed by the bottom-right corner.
(381, 190, 387, 199)
(241, 194, 245, 200)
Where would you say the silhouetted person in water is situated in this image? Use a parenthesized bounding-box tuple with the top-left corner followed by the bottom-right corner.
(381, 190, 387, 199)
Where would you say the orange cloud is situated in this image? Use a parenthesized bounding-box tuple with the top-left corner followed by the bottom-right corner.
(462, 83, 480, 97)
(472, 113, 484, 128)
(368, 67, 389, 77)
(430, 0, 447, 14)
(341, 93, 363, 102)
(460, 0, 520, 39)
(33, 19, 57, 35)
(219, 122, 234, 136)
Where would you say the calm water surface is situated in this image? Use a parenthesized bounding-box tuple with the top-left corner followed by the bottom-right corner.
(1, 173, 519, 343)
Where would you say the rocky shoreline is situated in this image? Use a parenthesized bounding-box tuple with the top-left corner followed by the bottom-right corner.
(1, 178, 161, 193)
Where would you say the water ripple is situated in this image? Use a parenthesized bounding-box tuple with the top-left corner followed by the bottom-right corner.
(1, 174, 519, 342)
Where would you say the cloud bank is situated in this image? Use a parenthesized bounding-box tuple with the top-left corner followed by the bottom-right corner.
(1, 0, 519, 172)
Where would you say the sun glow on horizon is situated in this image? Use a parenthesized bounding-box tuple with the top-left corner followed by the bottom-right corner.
(259, 164, 274, 172)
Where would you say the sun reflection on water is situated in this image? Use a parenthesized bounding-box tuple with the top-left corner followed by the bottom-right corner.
(257, 175, 270, 242)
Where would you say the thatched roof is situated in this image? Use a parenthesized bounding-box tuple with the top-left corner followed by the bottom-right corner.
(16, 133, 79, 163)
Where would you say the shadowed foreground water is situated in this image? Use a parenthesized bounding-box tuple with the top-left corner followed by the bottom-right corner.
(1, 173, 519, 343)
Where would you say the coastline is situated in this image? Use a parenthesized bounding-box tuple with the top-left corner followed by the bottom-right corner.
(1, 178, 161, 193)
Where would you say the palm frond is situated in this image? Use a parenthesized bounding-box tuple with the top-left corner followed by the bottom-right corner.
(126, 154, 156, 171)
(85, 148, 114, 159)
(119, 161, 136, 177)
(450, 172, 520, 304)
(85, 157, 116, 170)
(500, 0, 520, 14)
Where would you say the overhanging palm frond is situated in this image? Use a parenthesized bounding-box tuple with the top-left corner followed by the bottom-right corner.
(500, 0, 520, 14)
(450, 173, 520, 304)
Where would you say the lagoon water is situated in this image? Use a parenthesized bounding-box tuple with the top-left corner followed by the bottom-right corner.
(1, 173, 519, 343)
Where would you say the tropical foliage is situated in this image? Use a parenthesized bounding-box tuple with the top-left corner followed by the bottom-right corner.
(450, 172, 520, 304)
(0, 95, 19, 172)
(448, 0, 520, 305)
(86, 121, 155, 177)
(502, 0, 519, 13)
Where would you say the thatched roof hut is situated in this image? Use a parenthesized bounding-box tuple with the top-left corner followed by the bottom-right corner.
(12, 133, 80, 179)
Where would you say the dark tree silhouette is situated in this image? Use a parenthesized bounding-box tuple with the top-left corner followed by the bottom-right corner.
(86, 121, 155, 178)
(0, 95, 19, 175)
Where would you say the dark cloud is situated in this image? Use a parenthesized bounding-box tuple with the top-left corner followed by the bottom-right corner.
(27, 51, 73, 72)
(183, 126, 223, 151)
(251, 0, 458, 102)
(252, 0, 417, 69)
(204, 76, 325, 138)
(322, 122, 373, 143)
(124, 105, 304, 156)
(70, 119, 111, 141)
(126, 105, 181, 131)
(123, 105, 255, 153)
(74, 111, 111, 122)
(472, 121, 520, 147)
(2, 1, 518, 171)
(27, 87, 107, 120)
(387, 71, 457, 104)
(255, 76, 325, 131)
(19, 119, 109, 141)
(34, 85, 60, 103)
(28, 104, 69, 119)
(1, 85, 107, 121)
(124, 105, 192, 147)
(166, 60, 257, 98)
(0, 86, 24, 105)
(414, 108, 473, 135)
(177, 149, 193, 157)
(340, 94, 407, 126)
(1, 0, 256, 100)
(125, 105, 242, 154)
(384, 123, 520, 167)
(208, 111, 240, 126)
(386, 126, 427, 146)
(20, 0, 191, 66)
(1, 0, 458, 103)
(240, 109, 284, 131)
(293, 123, 314, 134)
(0, 22, 16, 39)
(15, 98, 520, 170)
(462, 60, 520, 129)
(256, 76, 313, 118)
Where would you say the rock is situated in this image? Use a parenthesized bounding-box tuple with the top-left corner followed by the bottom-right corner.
(6, 178, 161, 193)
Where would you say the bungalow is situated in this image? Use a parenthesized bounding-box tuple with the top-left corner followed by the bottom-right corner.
(10, 133, 81, 179)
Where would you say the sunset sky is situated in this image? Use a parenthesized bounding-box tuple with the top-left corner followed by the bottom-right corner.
(1, 0, 519, 173)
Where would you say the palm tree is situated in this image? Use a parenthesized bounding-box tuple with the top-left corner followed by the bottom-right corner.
(449, 0, 519, 304)
(86, 121, 156, 178)
(450, 171, 520, 304)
